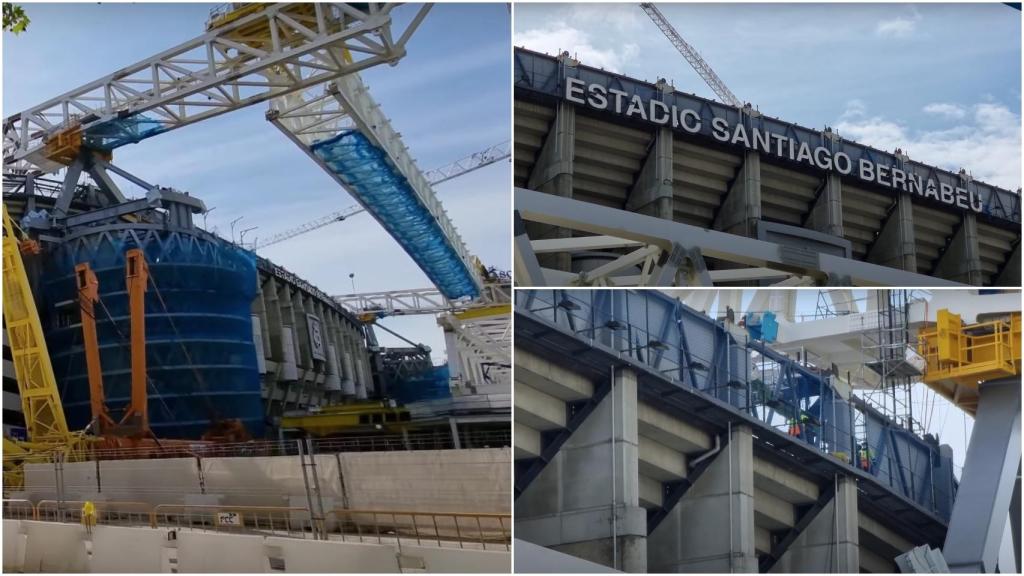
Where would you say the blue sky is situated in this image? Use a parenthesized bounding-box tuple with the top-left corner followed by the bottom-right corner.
(3, 3, 511, 358)
(515, 2, 1021, 190)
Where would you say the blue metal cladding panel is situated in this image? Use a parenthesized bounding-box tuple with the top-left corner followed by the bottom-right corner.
(310, 130, 479, 300)
(40, 227, 264, 439)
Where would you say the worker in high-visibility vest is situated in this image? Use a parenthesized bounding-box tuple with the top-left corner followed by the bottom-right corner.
(787, 417, 800, 437)
(858, 444, 874, 472)
(81, 501, 97, 534)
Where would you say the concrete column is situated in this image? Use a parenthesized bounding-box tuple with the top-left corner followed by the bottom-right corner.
(867, 192, 917, 272)
(527, 101, 575, 272)
(626, 127, 674, 220)
(714, 151, 761, 238)
(516, 368, 647, 572)
(806, 173, 844, 237)
(933, 213, 983, 285)
(648, 424, 757, 573)
(771, 475, 859, 573)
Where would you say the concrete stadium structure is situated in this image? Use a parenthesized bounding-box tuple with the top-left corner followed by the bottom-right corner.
(513, 48, 1021, 287)
(513, 289, 1018, 573)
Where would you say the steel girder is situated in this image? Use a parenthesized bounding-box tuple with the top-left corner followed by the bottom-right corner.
(335, 283, 512, 316)
(4, 4, 424, 173)
(267, 64, 482, 298)
(515, 187, 965, 287)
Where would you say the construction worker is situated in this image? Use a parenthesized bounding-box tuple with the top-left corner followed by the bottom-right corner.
(858, 443, 873, 472)
(787, 417, 800, 437)
(81, 500, 97, 534)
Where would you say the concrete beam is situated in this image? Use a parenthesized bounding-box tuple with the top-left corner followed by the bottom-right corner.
(515, 348, 594, 401)
(639, 474, 664, 510)
(648, 424, 758, 573)
(858, 511, 915, 560)
(625, 127, 673, 219)
(994, 239, 1021, 287)
(754, 487, 796, 531)
(754, 457, 820, 504)
(514, 384, 565, 431)
(636, 402, 712, 454)
(713, 150, 761, 238)
(866, 192, 917, 273)
(933, 213, 983, 285)
(638, 436, 687, 482)
(515, 421, 541, 460)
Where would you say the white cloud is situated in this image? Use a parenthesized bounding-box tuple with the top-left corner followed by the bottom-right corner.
(923, 103, 966, 119)
(836, 101, 1022, 191)
(876, 8, 922, 39)
(515, 23, 639, 73)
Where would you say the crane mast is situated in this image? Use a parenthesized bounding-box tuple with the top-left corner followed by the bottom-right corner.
(639, 3, 743, 108)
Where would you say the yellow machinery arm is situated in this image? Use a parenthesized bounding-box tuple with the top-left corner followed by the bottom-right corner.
(2, 204, 72, 444)
(918, 308, 1021, 416)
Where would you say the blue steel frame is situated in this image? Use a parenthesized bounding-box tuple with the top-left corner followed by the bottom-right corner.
(514, 48, 1020, 228)
(515, 289, 957, 525)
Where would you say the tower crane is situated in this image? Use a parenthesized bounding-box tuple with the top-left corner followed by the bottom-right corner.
(255, 140, 510, 250)
(3, 3, 486, 300)
(639, 3, 743, 108)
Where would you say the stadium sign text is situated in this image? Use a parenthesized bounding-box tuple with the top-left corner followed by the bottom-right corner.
(564, 78, 982, 213)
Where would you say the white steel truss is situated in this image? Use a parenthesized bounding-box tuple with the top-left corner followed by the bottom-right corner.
(267, 66, 482, 292)
(335, 283, 511, 316)
(515, 187, 965, 288)
(254, 140, 510, 250)
(440, 311, 511, 391)
(3, 3, 429, 174)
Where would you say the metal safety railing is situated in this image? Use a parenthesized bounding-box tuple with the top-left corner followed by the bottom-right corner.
(2, 499, 510, 550)
(327, 509, 510, 550)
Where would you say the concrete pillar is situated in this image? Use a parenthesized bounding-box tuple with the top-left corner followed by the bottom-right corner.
(516, 368, 647, 572)
(806, 173, 844, 238)
(867, 192, 917, 273)
(626, 127, 673, 220)
(933, 213, 983, 285)
(713, 151, 761, 238)
(771, 476, 859, 573)
(648, 424, 757, 573)
(527, 101, 575, 271)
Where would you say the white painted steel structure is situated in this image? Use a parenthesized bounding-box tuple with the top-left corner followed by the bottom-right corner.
(3, 3, 427, 174)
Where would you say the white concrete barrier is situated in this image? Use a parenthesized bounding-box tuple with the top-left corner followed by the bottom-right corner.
(399, 544, 511, 573)
(265, 536, 399, 573)
(3, 520, 26, 573)
(175, 531, 269, 573)
(90, 525, 169, 573)
(20, 520, 89, 573)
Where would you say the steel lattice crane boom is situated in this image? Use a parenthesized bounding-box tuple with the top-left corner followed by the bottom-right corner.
(255, 140, 510, 250)
(639, 3, 743, 108)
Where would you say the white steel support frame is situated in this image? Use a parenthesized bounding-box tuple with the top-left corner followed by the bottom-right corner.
(334, 283, 511, 316)
(266, 62, 482, 292)
(4, 3, 428, 173)
(254, 140, 510, 250)
(439, 311, 511, 391)
(515, 187, 964, 288)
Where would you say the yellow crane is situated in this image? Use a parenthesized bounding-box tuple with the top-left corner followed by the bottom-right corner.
(2, 204, 88, 488)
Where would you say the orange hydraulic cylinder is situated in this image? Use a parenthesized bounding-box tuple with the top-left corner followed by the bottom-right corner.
(75, 263, 114, 433)
(123, 249, 150, 434)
